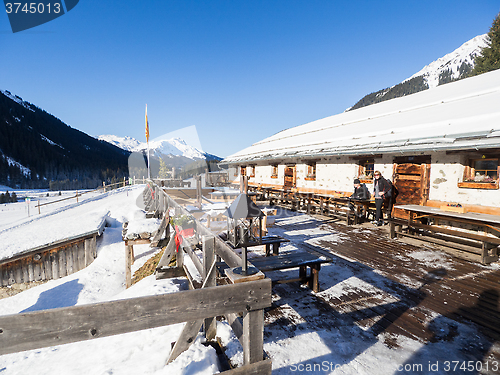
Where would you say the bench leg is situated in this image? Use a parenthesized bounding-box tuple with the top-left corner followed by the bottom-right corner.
(481, 242, 499, 264)
(299, 265, 307, 282)
(308, 265, 321, 292)
(265, 244, 271, 257)
(272, 243, 279, 256)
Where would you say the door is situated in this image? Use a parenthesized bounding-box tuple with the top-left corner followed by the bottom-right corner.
(393, 163, 431, 205)
(283, 165, 296, 190)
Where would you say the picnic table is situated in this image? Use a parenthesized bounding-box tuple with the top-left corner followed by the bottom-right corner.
(217, 251, 332, 292)
(224, 235, 290, 256)
(391, 204, 500, 264)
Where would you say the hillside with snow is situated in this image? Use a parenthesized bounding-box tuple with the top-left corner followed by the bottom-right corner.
(98, 135, 142, 151)
(99, 135, 222, 162)
(349, 34, 489, 111)
(406, 34, 488, 88)
(0, 91, 129, 189)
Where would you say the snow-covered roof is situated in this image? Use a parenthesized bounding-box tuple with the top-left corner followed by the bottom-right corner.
(223, 69, 500, 165)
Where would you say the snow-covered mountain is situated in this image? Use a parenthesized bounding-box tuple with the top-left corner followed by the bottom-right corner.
(405, 34, 488, 88)
(349, 34, 489, 111)
(98, 135, 142, 151)
(99, 135, 221, 161)
(135, 138, 207, 160)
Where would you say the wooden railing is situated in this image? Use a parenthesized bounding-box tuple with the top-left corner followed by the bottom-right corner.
(144, 181, 272, 370)
(0, 181, 272, 374)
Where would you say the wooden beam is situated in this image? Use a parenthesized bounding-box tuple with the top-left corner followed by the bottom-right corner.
(156, 233, 176, 269)
(167, 319, 204, 364)
(0, 278, 272, 356)
(219, 358, 272, 375)
(203, 236, 217, 341)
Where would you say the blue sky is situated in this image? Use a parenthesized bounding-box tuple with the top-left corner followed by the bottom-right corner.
(1, 1, 499, 158)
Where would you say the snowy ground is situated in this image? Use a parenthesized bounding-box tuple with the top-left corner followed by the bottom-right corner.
(0, 187, 498, 374)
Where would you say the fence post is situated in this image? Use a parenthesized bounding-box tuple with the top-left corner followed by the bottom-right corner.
(243, 309, 265, 365)
(103, 181, 106, 193)
(125, 244, 133, 288)
(202, 236, 216, 341)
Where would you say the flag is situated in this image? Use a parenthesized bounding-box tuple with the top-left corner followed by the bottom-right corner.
(145, 104, 149, 142)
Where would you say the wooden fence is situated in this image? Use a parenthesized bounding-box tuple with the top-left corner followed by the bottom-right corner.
(0, 217, 106, 287)
(141, 181, 272, 370)
(0, 181, 272, 374)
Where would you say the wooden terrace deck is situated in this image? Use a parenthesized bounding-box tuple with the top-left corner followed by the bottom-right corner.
(263, 211, 500, 370)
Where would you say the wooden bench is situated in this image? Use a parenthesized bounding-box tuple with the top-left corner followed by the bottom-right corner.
(262, 187, 374, 225)
(390, 205, 500, 264)
(217, 252, 332, 292)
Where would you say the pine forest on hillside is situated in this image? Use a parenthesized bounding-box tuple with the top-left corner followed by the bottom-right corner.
(0, 91, 130, 190)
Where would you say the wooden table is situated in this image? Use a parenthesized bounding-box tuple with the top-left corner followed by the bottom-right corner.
(392, 204, 500, 264)
(217, 251, 332, 292)
(225, 235, 290, 256)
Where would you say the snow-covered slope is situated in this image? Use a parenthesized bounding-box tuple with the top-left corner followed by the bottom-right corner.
(98, 135, 141, 151)
(134, 137, 206, 160)
(406, 34, 488, 88)
(99, 135, 220, 161)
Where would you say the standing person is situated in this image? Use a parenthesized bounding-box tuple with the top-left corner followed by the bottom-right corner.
(372, 171, 391, 226)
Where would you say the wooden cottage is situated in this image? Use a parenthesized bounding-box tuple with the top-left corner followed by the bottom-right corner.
(222, 69, 500, 216)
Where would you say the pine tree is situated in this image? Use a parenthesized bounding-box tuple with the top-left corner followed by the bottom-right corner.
(472, 12, 500, 75)
(159, 158, 169, 179)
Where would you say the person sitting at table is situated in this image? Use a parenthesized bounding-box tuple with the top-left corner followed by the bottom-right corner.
(372, 171, 391, 226)
(349, 178, 370, 217)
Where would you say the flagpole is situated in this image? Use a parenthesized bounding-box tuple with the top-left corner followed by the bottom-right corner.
(145, 104, 150, 180)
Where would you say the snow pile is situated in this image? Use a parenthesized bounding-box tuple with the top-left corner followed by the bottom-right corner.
(124, 209, 162, 240)
(0, 206, 109, 261)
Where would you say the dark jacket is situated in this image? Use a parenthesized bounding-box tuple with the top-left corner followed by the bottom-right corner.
(373, 176, 391, 199)
(350, 183, 370, 200)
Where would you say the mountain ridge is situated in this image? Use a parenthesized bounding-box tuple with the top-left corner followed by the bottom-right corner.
(348, 34, 489, 111)
(0, 90, 130, 189)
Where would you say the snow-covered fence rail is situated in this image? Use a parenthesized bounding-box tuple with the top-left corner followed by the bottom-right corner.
(36, 180, 129, 214)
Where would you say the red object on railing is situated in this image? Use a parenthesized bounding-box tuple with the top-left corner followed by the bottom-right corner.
(174, 225, 194, 252)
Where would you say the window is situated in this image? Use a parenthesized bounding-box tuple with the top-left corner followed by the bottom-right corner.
(358, 159, 374, 183)
(240, 166, 246, 177)
(249, 165, 255, 178)
(271, 165, 278, 178)
(305, 163, 316, 180)
(458, 157, 499, 189)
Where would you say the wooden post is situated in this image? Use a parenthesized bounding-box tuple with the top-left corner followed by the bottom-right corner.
(103, 181, 106, 193)
(125, 244, 133, 288)
(242, 309, 264, 365)
(196, 175, 202, 209)
(202, 236, 217, 341)
(37, 200, 40, 214)
(76, 190, 78, 203)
